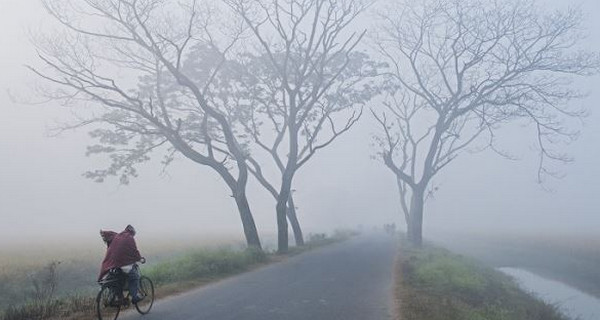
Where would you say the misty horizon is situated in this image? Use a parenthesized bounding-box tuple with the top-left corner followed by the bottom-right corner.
(1, 0, 599, 247)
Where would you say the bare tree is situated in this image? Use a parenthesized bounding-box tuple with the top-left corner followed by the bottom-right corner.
(182, 44, 308, 246)
(31, 0, 262, 249)
(227, 0, 380, 252)
(372, 0, 599, 246)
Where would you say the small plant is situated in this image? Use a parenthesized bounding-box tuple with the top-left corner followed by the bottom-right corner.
(29, 261, 61, 303)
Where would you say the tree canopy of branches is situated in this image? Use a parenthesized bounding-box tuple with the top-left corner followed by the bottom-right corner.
(227, 0, 381, 252)
(32, 0, 263, 249)
(372, 0, 599, 246)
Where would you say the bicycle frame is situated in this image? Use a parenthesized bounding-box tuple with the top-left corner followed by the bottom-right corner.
(98, 269, 132, 306)
(96, 264, 154, 320)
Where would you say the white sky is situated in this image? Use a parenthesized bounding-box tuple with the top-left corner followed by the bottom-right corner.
(0, 0, 598, 247)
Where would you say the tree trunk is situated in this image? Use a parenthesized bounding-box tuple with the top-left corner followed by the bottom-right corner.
(233, 190, 262, 250)
(173, 142, 262, 251)
(276, 173, 292, 253)
(276, 197, 289, 253)
(395, 177, 412, 241)
(408, 188, 424, 247)
(287, 196, 304, 246)
(405, 212, 413, 242)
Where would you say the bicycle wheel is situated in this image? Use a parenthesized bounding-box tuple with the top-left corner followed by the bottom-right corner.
(135, 276, 154, 314)
(96, 286, 121, 320)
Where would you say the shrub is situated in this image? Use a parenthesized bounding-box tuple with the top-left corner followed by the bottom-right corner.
(146, 247, 267, 286)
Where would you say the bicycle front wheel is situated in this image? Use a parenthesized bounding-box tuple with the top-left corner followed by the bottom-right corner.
(135, 276, 155, 314)
(96, 286, 121, 320)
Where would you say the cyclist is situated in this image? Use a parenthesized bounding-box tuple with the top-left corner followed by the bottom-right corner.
(98, 225, 146, 304)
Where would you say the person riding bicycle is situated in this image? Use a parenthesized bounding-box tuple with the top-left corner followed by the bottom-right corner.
(98, 225, 146, 304)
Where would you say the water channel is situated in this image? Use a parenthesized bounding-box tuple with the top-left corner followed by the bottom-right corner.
(498, 267, 600, 320)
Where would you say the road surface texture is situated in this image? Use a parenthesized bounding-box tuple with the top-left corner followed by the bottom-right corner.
(120, 235, 398, 320)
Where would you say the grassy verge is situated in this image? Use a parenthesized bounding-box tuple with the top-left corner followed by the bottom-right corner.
(431, 232, 600, 299)
(1, 234, 348, 320)
(396, 241, 568, 320)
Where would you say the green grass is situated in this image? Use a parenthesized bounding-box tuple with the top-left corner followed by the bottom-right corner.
(146, 247, 267, 286)
(434, 232, 600, 299)
(397, 241, 568, 320)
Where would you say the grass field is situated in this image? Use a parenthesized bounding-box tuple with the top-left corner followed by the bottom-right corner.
(431, 232, 600, 299)
(395, 240, 569, 320)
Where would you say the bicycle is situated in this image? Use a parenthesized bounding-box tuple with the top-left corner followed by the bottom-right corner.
(96, 264, 155, 320)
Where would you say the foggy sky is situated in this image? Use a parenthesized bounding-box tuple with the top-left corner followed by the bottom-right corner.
(0, 0, 598, 246)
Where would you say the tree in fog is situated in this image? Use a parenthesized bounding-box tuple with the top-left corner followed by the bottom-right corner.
(227, 0, 380, 252)
(372, 0, 599, 246)
(31, 0, 263, 249)
(181, 44, 314, 246)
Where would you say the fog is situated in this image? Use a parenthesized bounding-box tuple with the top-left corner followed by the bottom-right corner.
(0, 0, 599, 248)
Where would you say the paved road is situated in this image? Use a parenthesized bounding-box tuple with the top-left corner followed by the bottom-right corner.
(120, 235, 398, 320)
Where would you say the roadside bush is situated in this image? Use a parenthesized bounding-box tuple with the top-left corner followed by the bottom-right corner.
(146, 247, 267, 286)
(332, 229, 360, 239)
(307, 233, 327, 242)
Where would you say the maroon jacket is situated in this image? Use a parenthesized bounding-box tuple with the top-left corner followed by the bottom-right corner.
(98, 229, 142, 281)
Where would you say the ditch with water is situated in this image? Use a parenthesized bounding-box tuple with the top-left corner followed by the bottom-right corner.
(498, 267, 600, 320)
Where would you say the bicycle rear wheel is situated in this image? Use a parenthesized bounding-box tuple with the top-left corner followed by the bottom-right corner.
(96, 286, 121, 320)
(135, 276, 155, 314)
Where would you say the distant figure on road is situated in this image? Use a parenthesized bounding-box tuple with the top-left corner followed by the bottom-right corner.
(383, 223, 397, 235)
(99, 225, 146, 303)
